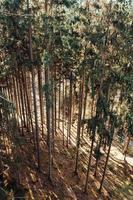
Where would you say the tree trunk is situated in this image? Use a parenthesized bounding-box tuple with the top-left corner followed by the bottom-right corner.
(99, 115, 114, 192)
(98, 140, 112, 193)
(45, 66, 52, 181)
(31, 70, 40, 170)
(62, 77, 65, 146)
(54, 66, 57, 135)
(58, 76, 61, 129)
(18, 70, 26, 129)
(68, 72, 73, 145)
(51, 70, 55, 150)
(81, 84, 88, 138)
(74, 79, 84, 174)
(21, 70, 35, 147)
(38, 67, 45, 137)
(84, 131, 96, 193)
(15, 76, 24, 134)
(12, 76, 20, 128)
(123, 134, 130, 159)
(94, 137, 102, 177)
(27, 0, 40, 170)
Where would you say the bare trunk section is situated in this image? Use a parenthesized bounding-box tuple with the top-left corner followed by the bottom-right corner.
(94, 137, 102, 177)
(31, 70, 40, 170)
(15, 76, 24, 134)
(58, 77, 61, 129)
(98, 139, 112, 193)
(74, 79, 84, 174)
(81, 80, 88, 137)
(123, 134, 130, 159)
(27, 0, 40, 170)
(54, 67, 57, 135)
(62, 77, 65, 146)
(45, 66, 52, 181)
(84, 130, 96, 192)
(51, 70, 55, 150)
(68, 72, 73, 145)
(21, 70, 36, 147)
(38, 67, 45, 137)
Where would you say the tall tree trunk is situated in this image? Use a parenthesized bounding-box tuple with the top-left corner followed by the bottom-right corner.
(81, 80, 88, 138)
(44, 0, 52, 180)
(94, 136, 102, 177)
(12, 76, 20, 128)
(58, 76, 61, 129)
(15, 76, 23, 134)
(84, 131, 96, 192)
(68, 72, 73, 145)
(123, 133, 130, 159)
(62, 77, 65, 146)
(27, 0, 40, 170)
(91, 96, 95, 118)
(21, 70, 35, 147)
(51, 70, 55, 150)
(45, 66, 52, 181)
(38, 67, 44, 137)
(31, 70, 40, 170)
(20, 71, 29, 129)
(54, 66, 57, 135)
(74, 79, 84, 174)
(99, 113, 114, 192)
(18, 71, 26, 129)
(98, 139, 112, 193)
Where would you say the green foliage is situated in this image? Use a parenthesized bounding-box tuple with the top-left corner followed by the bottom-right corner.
(94, 146, 103, 160)
(0, 93, 14, 115)
(96, 95, 110, 119)
(1, 0, 22, 12)
(53, 0, 77, 8)
(126, 113, 133, 136)
(0, 187, 7, 200)
(43, 50, 53, 68)
(0, 0, 133, 141)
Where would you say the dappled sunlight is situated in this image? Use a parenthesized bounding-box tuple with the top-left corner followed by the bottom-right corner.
(0, 0, 133, 199)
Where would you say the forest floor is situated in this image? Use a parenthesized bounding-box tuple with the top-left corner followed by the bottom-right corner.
(0, 121, 133, 200)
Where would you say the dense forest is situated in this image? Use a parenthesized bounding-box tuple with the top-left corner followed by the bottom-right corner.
(0, 0, 133, 199)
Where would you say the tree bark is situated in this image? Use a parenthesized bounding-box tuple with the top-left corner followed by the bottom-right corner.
(38, 66, 45, 137)
(74, 79, 84, 174)
(84, 131, 96, 192)
(123, 134, 130, 158)
(27, 0, 40, 170)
